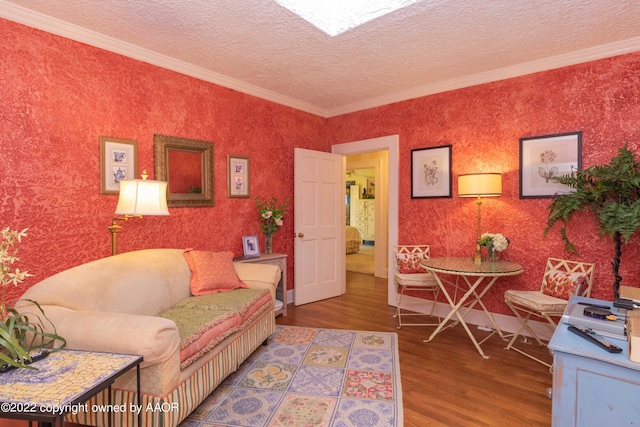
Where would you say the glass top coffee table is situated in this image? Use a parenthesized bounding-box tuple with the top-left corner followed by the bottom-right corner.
(421, 257, 524, 358)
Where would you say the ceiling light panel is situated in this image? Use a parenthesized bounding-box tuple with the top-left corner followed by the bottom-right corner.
(274, 0, 421, 36)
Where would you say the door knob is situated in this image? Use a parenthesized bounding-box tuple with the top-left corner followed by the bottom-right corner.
(297, 233, 304, 238)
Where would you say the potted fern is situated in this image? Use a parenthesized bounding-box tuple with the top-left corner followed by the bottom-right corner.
(1, 227, 65, 370)
(544, 144, 640, 298)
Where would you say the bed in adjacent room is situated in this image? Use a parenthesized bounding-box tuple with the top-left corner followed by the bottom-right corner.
(346, 226, 361, 254)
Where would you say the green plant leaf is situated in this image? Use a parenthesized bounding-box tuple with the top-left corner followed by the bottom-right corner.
(544, 143, 640, 295)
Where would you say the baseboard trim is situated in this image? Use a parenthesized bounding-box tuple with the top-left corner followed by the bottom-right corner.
(287, 291, 554, 340)
(397, 295, 555, 341)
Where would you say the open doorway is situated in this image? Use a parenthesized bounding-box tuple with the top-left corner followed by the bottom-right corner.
(345, 164, 379, 276)
(333, 135, 399, 307)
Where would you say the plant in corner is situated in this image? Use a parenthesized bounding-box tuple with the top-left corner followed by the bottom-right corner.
(544, 144, 640, 298)
(1, 227, 65, 370)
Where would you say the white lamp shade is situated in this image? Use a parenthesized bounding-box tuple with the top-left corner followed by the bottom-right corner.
(115, 179, 169, 216)
(458, 173, 502, 197)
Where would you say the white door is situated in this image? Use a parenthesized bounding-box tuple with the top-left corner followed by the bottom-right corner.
(294, 148, 346, 306)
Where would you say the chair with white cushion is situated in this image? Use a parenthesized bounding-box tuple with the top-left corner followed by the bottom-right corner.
(504, 257, 595, 368)
(393, 245, 440, 329)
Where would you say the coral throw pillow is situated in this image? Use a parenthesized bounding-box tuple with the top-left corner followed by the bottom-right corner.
(542, 269, 587, 300)
(395, 253, 426, 274)
(183, 249, 248, 295)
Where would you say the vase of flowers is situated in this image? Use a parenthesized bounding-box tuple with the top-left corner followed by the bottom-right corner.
(478, 232, 509, 261)
(1, 227, 65, 370)
(265, 234, 273, 254)
(255, 196, 288, 255)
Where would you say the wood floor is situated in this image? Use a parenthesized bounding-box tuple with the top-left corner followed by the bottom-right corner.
(33, 272, 553, 427)
(278, 272, 553, 427)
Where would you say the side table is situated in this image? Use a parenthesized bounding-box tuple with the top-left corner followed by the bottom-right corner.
(0, 349, 142, 427)
(549, 296, 640, 426)
(235, 253, 288, 317)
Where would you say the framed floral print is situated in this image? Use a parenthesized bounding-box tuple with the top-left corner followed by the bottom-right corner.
(519, 132, 582, 198)
(411, 145, 452, 198)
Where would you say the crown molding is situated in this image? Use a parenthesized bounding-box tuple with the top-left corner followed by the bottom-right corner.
(2, 0, 639, 120)
(0, 0, 328, 117)
(326, 36, 640, 117)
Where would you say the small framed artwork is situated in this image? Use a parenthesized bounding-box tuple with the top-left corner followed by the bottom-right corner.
(411, 145, 452, 198)
(228, 155, 250, 198)
(100, 136, 138, 194)
(366, 178, 375, 198)
(519, 131, 582, 198)
(242, 235, 260, 257)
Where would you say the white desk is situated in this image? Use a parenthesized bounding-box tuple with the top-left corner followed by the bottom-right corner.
(421, 257, 524, 358)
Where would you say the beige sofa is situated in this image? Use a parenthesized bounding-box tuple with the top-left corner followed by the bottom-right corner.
(18, 248, 280, 427)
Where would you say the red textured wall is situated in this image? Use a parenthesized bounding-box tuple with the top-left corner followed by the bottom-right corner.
(327, 53, 640, 314)
(0, 19, 328, 302)
(2, 17, 640, 317)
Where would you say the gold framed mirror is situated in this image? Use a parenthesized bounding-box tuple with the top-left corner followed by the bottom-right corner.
(154, 134, 214, 207)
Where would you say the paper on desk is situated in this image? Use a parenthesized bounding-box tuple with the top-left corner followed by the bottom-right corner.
(620, 285, 640, 303)
(628, 313, 640, 363)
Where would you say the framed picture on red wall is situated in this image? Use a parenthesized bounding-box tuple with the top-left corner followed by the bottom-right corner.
(99, 136, 138, 194)
(411, 145, 452, 198)
(228, 155, 250, 198)
(519, 132, 582, 198)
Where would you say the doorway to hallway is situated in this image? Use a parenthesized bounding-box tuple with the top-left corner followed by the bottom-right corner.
(332, 135, 399, 307)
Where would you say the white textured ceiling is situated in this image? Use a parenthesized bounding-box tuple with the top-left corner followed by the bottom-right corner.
(2, 0, 640, 117)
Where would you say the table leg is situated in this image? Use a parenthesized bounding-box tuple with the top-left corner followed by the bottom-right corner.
(451, 276, 492, 358)
(424, 274, 485, 343)
(422, 272, 463, 341)
(457, 276, 505, 340)
(108, 385, 112, 427)
(136, 364, 141, 427)
(424, 274, 500, 359)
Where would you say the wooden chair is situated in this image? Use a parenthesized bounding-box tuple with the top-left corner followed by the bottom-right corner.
(504, 257, 595, 368)
(393, 245, 440, 329)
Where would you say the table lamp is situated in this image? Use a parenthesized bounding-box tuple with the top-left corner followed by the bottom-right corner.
(108, 170, 169, 256)
(458, 173, 502, 264)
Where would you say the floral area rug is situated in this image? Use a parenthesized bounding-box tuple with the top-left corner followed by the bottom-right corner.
(179, 326, 403, 427)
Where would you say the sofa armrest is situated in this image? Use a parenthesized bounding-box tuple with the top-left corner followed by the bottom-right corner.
(234, 262, 281, 301)
(26, 305, 179, 367)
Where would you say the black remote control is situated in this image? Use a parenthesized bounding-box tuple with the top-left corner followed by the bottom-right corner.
(568, 325, 623, 353)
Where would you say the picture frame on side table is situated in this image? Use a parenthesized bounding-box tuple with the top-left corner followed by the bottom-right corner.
(519, 131, 582, 198)
(228, 155, 250, 198)
(242, 235, 260, 257)
(411, 145, 452, 198)
(100, 136, 138, 194)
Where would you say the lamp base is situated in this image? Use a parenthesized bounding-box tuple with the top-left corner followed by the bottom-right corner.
(108, 215, 142, 256)
(472, 252, 482, 265)
(472, 243, 482, 265)
(108, 218, 122, 256)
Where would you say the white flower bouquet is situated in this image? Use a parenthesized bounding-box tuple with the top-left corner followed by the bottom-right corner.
(478, 232, 510, 252)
